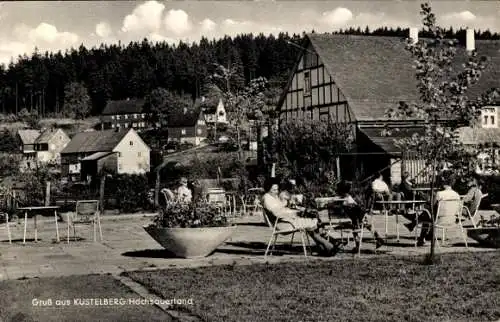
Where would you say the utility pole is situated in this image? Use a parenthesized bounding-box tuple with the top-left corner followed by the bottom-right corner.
(15, 82, 18, 115)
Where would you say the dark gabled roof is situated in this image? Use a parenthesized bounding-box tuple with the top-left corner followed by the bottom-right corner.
(167, 107, 203, 128)
(17, 129, 41, 144)
(277, 33, 500, 121)
(102, 99, 145, 115)
(35, 128, 67, 144)
(359, 126, 426, 154)
(61, 129, 129, 154)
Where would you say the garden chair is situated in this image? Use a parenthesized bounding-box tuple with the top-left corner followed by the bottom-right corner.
(66, 200, 102, 243)
(414, 199, 468, 248)
(462, 193, 488, 228)
(1, 212, 12, 244)
(241, 188, 264, 216)
(205, 188, 232, 215)
(263, 208, 311, 258)
(161, 188, 176, 206)
(328, 211, 376, 257)
(0, 193, 12, 244)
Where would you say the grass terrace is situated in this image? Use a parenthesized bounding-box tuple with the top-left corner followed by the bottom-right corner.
(124, 251, 500, 322)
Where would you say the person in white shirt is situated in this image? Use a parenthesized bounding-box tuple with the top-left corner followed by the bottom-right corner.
(405, 174, 460, 246)
(372, 172, 391, 196)
(370, 172, 392, 211)
(176, 177, 192, 203)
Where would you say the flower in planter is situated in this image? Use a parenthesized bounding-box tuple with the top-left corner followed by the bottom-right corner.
(152, 201, 231, 228)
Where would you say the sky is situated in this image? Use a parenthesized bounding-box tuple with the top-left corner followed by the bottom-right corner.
(0, 1, 499, 65)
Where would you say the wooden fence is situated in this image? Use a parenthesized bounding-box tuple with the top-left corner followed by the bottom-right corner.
(401, 151, 433, 186)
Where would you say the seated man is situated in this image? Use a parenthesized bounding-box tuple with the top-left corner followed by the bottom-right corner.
(370, 172, 392, 211)
(461, 177, 483, 219)
(405, 175, 460, 246)
(391, 172, 417, 214)
(262, 179, 341, 256)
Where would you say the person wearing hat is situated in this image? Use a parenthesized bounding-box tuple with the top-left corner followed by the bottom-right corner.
(176, 177, 192, 203)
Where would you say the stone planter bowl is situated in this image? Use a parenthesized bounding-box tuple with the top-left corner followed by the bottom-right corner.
(144, 225, 237, 258)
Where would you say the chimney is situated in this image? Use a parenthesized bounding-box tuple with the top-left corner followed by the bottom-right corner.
(409, 27, 418, 44)
(466, 28, 475, 51)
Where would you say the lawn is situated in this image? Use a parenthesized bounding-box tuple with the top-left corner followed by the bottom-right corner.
(124, 251, 500, 322)
(0, 274, 172, 322)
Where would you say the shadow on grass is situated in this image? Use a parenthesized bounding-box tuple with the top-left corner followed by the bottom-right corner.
(122, 249, 179, 259)
(383, 242, 418, 248)
(231, 222, 268, 227)
(450, 242, 498, 249)
(1, 238, 41, 243)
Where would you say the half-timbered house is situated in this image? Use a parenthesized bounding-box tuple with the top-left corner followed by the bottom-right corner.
(275, 29, 500, 184)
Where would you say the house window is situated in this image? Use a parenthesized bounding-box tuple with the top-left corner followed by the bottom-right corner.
(304, 71, 311, 96)
(181, 129, 186, 135)
(124, 114, 128, 119)
(116, 115, 120, 120)
(197, 128, 202, 135)
(142, 113, 146, 118)
(117, 152, 121, 157)
(111, 124, 115, 128)
(481, 107, 497, 128)
(117, 124, 121, 128)
(129, 141, 133, 146)
(134, 114, 138, 119)
(111, 115, 115, 120)
(138, 152, 142, 157)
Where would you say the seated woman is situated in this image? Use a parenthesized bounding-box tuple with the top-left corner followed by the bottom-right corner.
(262, 178, 341, 256)
(335, 180, 385, 253)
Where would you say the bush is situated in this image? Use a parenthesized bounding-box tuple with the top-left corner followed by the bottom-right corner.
(152, 201, 230, 228)
(104, 174, 151, 213)
(263, 119, 354, 197)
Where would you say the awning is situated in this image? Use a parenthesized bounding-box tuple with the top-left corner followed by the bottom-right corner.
(358, 127, 426, 155)
(81, 152, 115, 161)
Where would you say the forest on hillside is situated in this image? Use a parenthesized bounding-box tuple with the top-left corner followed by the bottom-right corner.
(0, 26, 498, 118)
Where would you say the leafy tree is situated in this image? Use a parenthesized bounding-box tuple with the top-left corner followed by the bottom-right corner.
(384, 3, 499, 263)
(263, 119, 354, 195)
(145, 87, 193, 126)
(0, 129, 18, 152)
(63, 82, 91, 119)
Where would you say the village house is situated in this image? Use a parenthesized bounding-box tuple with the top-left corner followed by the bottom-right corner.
(275, 29, 500, 184)
(201, 96, 228, 125)
(60, 128, 151, 181)
(33, 128, 70, 166)
(100, 98, 152, 131)
(16, 129, 41, 171)
(167, 107, 207, 146)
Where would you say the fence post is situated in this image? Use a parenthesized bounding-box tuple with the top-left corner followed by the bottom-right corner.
(45, 181, 51, 206)
(99, 175, 106, 213)
(154, 170, 160, 208)
(335, 157, 341, 181)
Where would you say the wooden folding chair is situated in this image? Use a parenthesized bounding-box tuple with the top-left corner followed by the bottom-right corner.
(66, 200, 103, 243)
(263, 208, 310, 259)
